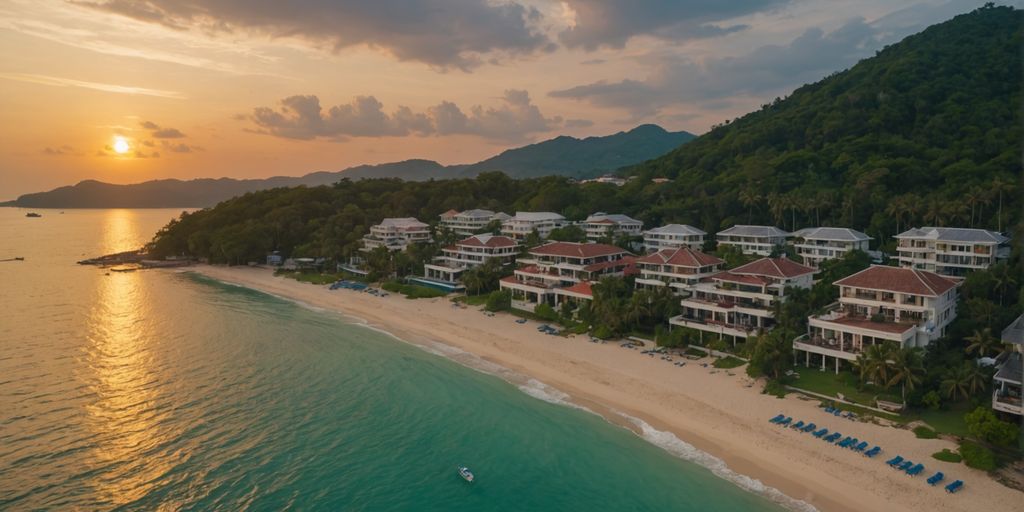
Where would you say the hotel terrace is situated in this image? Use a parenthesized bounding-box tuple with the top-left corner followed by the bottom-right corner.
(420, 234, 519, 286)
(634, 247, 725, 296)
(500, 212, 568, 241)
(669, 258, 815, 342)
(499, 242, 634, 311)
(993, 314, 1023, 419)
(895, 227, 1010, 278)
(793, 265, 958, 373)
(361, 217, 431, 252)
(642, 224, 706, 252)
(716, 225, 790, 256)
(791, 227, 872, 267)
(582, 213, 643, 242)
(438, 209, 511, 236)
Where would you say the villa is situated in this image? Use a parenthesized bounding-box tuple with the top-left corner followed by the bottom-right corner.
(499, 242, 634, 311)
(642, 224, 706, 252)
(716, 225, 790, 256)
(420, 234, 519, 287)
(791, 227, 872, 267)
(793, 265, 958, 373)
(439, 209, 511, 236)
(634, 247, 725, 296)
(583, 213, 643, 242)
(895, 227, 1010, 278)
(669, 258, 815, 342)
(993, 314, 1023, 419)
(361, 217, 431, 252)
(501, 212, 568, 241)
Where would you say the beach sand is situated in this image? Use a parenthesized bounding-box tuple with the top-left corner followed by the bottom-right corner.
(183, 265, 1021, 512)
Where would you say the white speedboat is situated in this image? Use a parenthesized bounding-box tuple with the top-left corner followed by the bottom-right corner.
(458, 466, 474, 483)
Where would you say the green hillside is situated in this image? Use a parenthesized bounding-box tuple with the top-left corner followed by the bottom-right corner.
(628, 4, 1021, 238)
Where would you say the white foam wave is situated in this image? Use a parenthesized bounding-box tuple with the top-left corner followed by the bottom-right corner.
(517, 379, 590, 412)
(621, 414, 819, 512)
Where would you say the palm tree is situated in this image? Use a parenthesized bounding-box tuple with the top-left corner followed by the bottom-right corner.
(855, 343, 891, 386)
(990, 176, 1014, 231)
(886, 346, 924, 403)
(885, 198, 908, 235)
(964, 188, 984, 227)
(739, 188, 762, 224)
(941, 364, 971, 402)
(965, 328, 999, 358)
(767, 193, 786, 228)
(923, 197, 945, 226)
(963, 363, 988, 397)
(990, 263, 1018, 306)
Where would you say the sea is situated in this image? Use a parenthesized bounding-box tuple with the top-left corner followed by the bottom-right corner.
(0, 208, 797, 511)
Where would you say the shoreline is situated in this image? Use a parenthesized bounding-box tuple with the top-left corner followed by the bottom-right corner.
(177, 265, 1020, 512)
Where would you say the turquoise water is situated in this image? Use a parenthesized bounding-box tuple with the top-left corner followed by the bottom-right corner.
(0, 209, 788, 511)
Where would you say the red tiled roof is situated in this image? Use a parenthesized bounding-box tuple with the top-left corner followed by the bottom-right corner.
(560, 281, 594, 298)
(713, 271, 772, 287)
(834, 265, 957, 296)
(440, 209, 459, 218)
(530, 242, 630, 258)
(731, 257, 815, 278)
(636, 247, 724, 268)
(458, 234, 517, 248)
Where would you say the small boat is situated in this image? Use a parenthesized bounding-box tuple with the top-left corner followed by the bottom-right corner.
(25, 212, 41, 218)
(458, 466, 475, 483)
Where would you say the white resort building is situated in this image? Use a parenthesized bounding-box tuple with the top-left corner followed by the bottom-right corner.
(642, 224, 706, 252)
(793, 265, 958, 373)
(634, 247, 724, 296)
(895, 227, 1010, 278)
(499, 242, 634, 311)
(420, 234, 519, 287)
(716, 225, 790, 256)
(501, 212, 568, 241)
(993, 314, 1023, 418)
(791, 227, 872, 267)
(361, 217, 431, 252)
(669, 258, 815, 342)
(439, 209, 511, 236)
(583, 213, 643, 242)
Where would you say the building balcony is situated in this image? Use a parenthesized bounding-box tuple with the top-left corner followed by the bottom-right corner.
(792, 333, 861, 362)
(992, 391, 1023, 416)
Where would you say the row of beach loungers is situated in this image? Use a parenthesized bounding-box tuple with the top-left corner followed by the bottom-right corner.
(769, 413, 965, 494)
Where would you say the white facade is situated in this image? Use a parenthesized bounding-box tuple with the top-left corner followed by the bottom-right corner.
(499, 242, 632, 311)
(361, 218, 431, 252)
(716, 225, 790, 256)
(669, 258, 815, 341)
(792, 227, 872, 267)
(500, 212, 568, 241)
(895, 227, 1010, 278)
(642, 224, 706, 252)
(422, 234, 518, 284)
(439, 209, 511, 236)
(793, 265, 958, 373)
(634, 247, 724, 296)
(582, 213, 643, 242)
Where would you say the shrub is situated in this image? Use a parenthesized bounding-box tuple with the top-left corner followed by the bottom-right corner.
(592, 325, 613, 339)
(932, 449, 962, 463)
(964, 406, 1020, 446)
(534, 303, 559, 322)
(763, 379, 789, 398)
(913, 426, 938, 439)
(922, 390, 942, 411)
(381, 281, 403, 293)
(485, 290, 511, 312)
(959, 441, 997, 471)
(713, 356, 746, 369)
(401, 285, 446, 299)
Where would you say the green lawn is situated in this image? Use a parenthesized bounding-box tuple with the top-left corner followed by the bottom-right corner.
(789, 368, 892, 406)
(713, 356, 747, 369)
(279, 270, 347, 285)
(905, 403, 973, 438)
(453, 294, 489, 306)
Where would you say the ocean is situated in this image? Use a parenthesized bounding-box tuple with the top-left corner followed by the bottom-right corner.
(0, 208, 790, 511)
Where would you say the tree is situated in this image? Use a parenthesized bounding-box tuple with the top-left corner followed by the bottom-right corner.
(886, 346, 924, 403)
(739, 188, 762, 224)
(485, 289, 511, 312)
(547, 224, 586, 242)
(990, 175, 1014, 231)
(748, 330, 792, 379)
(965, 328, 999, 358)
(855, 343, 893, 386)
(964, 406, 1020, 446)
(940, 363, 972, 401)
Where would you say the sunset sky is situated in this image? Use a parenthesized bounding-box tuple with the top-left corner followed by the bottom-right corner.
(0, 0, 1005, 198)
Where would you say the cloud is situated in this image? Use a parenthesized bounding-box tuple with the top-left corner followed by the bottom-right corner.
(249, 90, 562, 142)
(152, 128, 185, 138)
(139, 120, 159, 130)
(550, 17, 881, 117)
(75, 0, 552, 70)
(160, 141, 202, 153)
(558, 0, 783, 50)
(580, 58, 606, 65)
(564, 118, 594, 128)
(42, 145, 84, 156)
(0, 72, 185, 99)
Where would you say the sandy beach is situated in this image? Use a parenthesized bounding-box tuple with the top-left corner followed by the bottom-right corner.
(182, 265, 1020, 512)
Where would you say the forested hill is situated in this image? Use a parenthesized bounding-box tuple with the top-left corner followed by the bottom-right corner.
(460, 124, 694, 178)
(627, 4, 1021, 236)
(3, 125, 690, 208)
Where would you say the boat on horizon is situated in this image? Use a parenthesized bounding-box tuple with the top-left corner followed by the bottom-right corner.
(457, 466, 475, 483)
(25, 212, 41, 218)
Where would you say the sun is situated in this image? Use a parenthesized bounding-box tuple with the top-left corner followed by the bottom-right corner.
(112, 136, 130, 154)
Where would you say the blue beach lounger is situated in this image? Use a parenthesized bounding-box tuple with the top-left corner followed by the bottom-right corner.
(812, 428, 828, 437)
(853, 441, 868, 452)
(897, 461, 914, 472)
(779, 417, 792, 426)
(927, 472, 944, 485)
(769, 414, 785, 423)
(802, 423, 816, 433)
(792, 420, 805, 430)
(886, 455, 904, 467)
(864, 446, 881, 457)
(945, 480, 963, 493)
(906, 463, 925, 476)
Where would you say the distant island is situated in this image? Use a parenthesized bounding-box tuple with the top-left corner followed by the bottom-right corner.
(2, 124, 693, 209)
